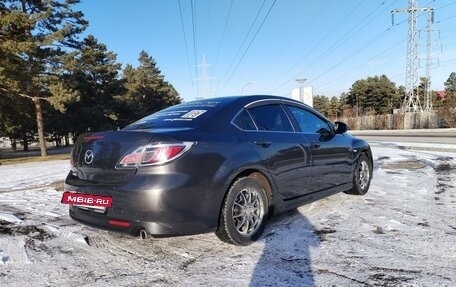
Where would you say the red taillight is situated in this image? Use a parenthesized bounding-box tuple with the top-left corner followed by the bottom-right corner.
(117, 147, 143, 167)
(141, 145, 186, 164)
(116, 142, 194, 169)
(108, 219, 131, 228)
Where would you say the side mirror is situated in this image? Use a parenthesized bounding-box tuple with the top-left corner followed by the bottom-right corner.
(334, 121, 349, 134)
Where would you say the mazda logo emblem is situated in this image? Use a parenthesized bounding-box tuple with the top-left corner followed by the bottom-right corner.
(84, 150, 94, 165)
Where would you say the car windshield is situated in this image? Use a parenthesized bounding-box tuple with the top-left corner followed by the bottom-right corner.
(123, 99, 225, 130)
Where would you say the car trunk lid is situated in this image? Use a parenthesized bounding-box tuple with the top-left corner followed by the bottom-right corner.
(69, 131, 157, 186)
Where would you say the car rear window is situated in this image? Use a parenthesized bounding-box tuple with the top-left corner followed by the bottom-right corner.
(233, 109, 257, 130)
(123, 100, 224, 130)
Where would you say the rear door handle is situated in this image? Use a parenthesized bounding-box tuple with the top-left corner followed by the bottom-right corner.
(310, 142, 321, 149)
(254, 140, 272, 147)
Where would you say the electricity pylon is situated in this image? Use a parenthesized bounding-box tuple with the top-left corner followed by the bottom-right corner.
(423, 8, 435, 111)
(392, 0, 433, 113)
(196, 54, 214, 99)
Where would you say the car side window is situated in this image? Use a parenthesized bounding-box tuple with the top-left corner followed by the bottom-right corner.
(287, 105, 331, 133)
(233, 109, 257, 130)
(247, 104, 293, 132)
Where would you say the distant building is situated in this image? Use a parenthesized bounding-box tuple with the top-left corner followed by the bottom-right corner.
(291, 86, 313, 107)
(436, 91, 447, 100)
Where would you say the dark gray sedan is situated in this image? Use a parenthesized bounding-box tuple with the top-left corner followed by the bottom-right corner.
(63, 95, 373, 245)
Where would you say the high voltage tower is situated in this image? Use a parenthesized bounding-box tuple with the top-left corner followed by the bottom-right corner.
(392, 0, 434, 113)
(423, 8, 435, 112)
(196, 54, 214, 99)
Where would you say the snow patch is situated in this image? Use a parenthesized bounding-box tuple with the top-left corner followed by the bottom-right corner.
(0, 237, 31, 265)
(0, 212, 23, 223)
(43, 224, 88, 244)
(0, 160, 69, 191)
(0, 146, 454, 286)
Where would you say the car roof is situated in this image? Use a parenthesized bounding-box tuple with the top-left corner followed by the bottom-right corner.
(186, 94, 311, 109)
(124, 95, 320, 132)
(190, 95, 319, 131)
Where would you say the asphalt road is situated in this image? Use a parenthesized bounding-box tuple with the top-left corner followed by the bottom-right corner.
(349, 128, 456, 152)
(358, 135, 456, 145)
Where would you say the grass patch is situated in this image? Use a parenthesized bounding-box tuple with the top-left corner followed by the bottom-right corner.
(0, 153, 70, 166)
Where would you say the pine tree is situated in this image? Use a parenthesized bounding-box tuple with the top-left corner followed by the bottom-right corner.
(346, 75, 401, 115)
(117, 51, 181, 127)
(329, 96, 341, 118)
(312, 95, 331, 116)
(0, 0, 87, 156)
(0, 92, 36, 150)
(439, 72, 456, 127)
(61, 35, 123, 136)
(444, 72, 456, 95)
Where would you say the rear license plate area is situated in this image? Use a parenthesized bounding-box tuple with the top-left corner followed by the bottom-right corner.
(74, 205, 107, 214)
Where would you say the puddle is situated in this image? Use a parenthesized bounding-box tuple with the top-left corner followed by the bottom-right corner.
(382, 160, 427, 170)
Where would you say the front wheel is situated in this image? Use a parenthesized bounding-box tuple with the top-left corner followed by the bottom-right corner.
(216, 177, 268, 245)
(345, 153, 372, 195)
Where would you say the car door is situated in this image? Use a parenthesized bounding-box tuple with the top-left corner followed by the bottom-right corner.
(240, 102, 312, 200)
(285, 104, 353, 192)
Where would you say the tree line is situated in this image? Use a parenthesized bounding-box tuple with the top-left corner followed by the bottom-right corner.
(0, 0, 181, 155)
(313, 73, 456, 127)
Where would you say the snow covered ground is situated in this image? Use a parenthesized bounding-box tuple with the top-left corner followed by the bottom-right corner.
(0, 144, 455, 286)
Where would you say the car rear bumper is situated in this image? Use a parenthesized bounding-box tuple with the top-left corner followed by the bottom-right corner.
(67, 196, 219, 237)
(64, 172, 224, 237)
(69, 206, 185, 236)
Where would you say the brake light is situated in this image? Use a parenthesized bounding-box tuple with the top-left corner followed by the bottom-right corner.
(84, 135, 105, 142)
(116, 142, 194, 169)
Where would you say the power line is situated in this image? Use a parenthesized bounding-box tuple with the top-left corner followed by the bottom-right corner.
(190, 0, 199, 99)
(317, 38, 406, 91)
(306, 0, 373, 67)
(265, 0, 332, 76)
(269, 0, 374, 93)
(440, 58, 456, 66)
(202, 0, 213, 51)
(435, 14, 456, 24)
(216, 0, 268, 93)
(178, 0, 195, 99)
(314, 8, 445, 97)
(217, 0, 278, 94)
(308, 25, 399, 85)
(434, 0, 456, 10)
(314, 24, 405, 88)
(213, 0, 234, 69)
(309, 0, 396, 69)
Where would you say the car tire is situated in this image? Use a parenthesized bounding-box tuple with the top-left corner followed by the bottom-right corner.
(216, 177, 268, 246)
(345, 153, 372, 195)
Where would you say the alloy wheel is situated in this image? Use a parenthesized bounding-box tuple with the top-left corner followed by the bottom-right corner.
(232, 188, 263, 236)
(358, 160, 370, 190)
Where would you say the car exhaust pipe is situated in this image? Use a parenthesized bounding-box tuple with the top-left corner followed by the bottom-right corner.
(139, 228, 149, 240)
